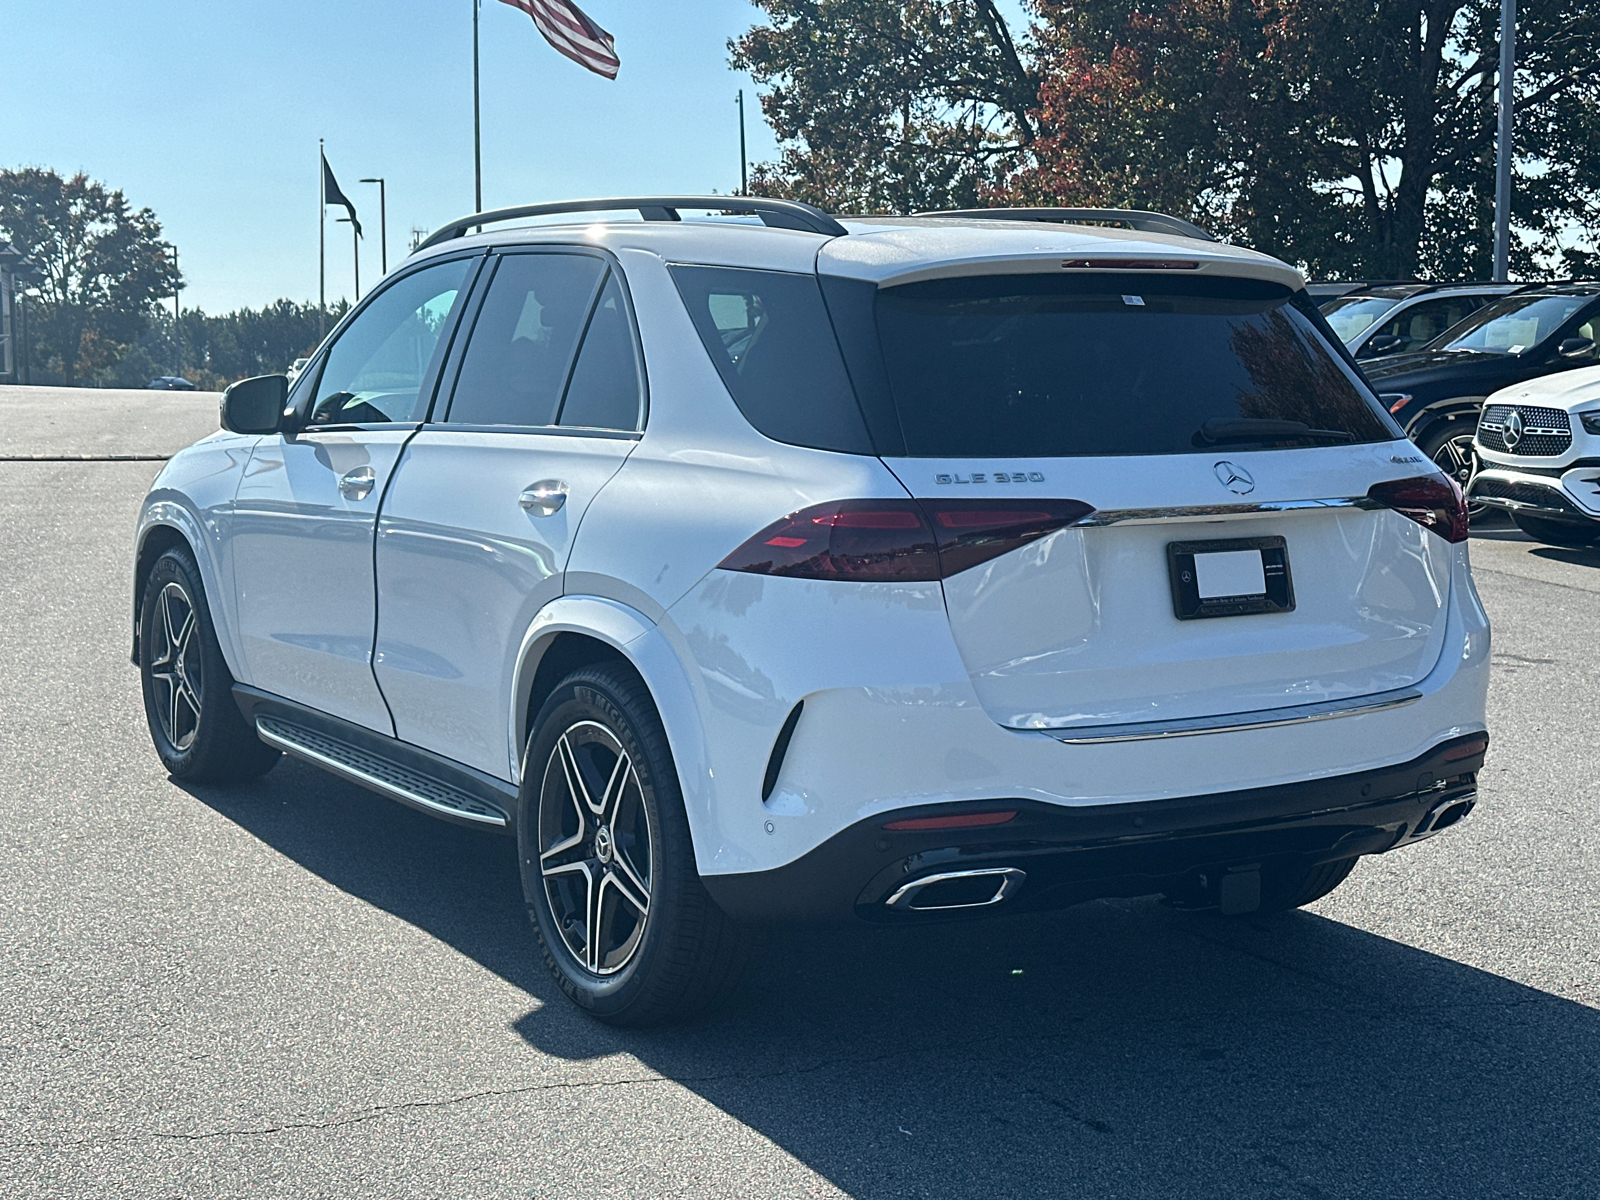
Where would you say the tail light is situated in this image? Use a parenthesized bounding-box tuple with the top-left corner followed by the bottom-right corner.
(1367, 474, 1470, 543)
(718, 498, 1095, 582)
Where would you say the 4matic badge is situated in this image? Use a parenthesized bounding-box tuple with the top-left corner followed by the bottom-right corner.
(936, 469, 1046, 484)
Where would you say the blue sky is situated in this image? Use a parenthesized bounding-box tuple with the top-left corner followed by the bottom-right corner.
(4, 0, 898, 312)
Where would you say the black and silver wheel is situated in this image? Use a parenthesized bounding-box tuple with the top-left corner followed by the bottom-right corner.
(139, 546, 280, 782)
(1510, 512, 1600, 548)
(1418, 422, 1485, 521)
(518, 662, 748, 1026)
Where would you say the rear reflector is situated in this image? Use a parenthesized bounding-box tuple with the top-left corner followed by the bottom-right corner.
(1442, 736, 1489, 762)
(719, 498, 1095, 582)
(883, 810, 1018, 831)
(1367, 474, 1470, 544)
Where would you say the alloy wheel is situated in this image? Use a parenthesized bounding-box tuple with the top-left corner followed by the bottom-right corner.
(148, 581, 202, 751)
(537, 721, 653, 976)
(1430, 429, 1486, 520)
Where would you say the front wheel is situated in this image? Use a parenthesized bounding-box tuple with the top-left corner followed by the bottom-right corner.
(138, 546, 280, 782)
(1510, 512, 1600, 548)
(518, 663, 748, 1026)
(1418, 422, 1485, 521)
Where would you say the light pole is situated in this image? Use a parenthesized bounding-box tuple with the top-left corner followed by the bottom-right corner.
(1494, 0, 1515, 281)
(338, 217, 360, 301)
(360, 178, 388, 274)
(167, 243, 183, 376)
(737, 90, 748, 194)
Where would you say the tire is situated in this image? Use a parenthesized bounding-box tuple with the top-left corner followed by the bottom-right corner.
(1510, 512, 1600, 548)
(138, 545, 281, 782)
(1255, 857, 1359, 914)
(518, 663, 749, 1026)
(1418, 421, 1485, 521)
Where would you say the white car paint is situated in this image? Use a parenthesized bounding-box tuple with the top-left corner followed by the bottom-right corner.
(134, 211, 1490, 890)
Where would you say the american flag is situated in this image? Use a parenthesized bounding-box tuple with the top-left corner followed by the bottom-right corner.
(497, 0, 620, 79)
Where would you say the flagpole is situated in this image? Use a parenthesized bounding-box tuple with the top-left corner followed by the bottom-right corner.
(473, 0, 483, 213)
(737, 90, 749, 194)
(319, 138, 326, 340)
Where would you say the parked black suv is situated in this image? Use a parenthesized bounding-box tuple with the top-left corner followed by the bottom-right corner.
(1363, 284, 1600, 495)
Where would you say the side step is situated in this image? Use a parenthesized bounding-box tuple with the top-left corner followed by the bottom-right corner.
(256, 715, 511, 828)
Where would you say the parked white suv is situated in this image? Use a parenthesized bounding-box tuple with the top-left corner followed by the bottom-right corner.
(1469, 364, 1600, 545)
(132, 198, 1491, 1025)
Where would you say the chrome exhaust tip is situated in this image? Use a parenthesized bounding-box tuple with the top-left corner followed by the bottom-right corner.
(885, 867, 1026, 912)
(1412, 789, 1477, 840)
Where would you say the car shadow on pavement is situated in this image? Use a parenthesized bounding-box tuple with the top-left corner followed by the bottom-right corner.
(187, 760, 1600, 1200)
(1531, 544, 1600, 569)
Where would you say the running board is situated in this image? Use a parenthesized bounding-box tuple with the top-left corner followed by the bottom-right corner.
(254, 714, 511, 828)
(1042, 688, 1424, 744)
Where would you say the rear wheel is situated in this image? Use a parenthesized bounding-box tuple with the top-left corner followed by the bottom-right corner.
(138, 546, 280, 782)
(1510, 512, 1600, 547)
(518, 662, 748, 1026)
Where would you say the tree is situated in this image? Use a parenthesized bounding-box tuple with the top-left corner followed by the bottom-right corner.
(0, 168, 174, 385)
(730, 1, 1036, 212)
(732, 0, 1600, 277)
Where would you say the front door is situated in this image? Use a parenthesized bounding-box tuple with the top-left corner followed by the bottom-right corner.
(232, 255, 478, 732)
(374, 249, 645, 777)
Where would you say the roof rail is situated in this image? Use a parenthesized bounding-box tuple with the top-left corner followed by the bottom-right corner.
(913, 207, 1216, 243)
(418, 196, 849, 249)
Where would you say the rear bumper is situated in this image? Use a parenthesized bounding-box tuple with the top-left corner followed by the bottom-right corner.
(701, 733, 1487, 925)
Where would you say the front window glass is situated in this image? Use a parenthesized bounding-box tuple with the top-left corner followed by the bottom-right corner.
(1322, 296, 1402, 343)
(310, 259, 471, 426)
(1437, 294, 1591, 355)
(875, 275, 1396, 458)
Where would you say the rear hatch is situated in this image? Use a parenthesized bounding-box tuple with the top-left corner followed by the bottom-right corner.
(855, 269, 1453, 730)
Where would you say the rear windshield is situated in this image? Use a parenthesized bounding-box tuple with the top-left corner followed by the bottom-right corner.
(874, 275, 1396, 457)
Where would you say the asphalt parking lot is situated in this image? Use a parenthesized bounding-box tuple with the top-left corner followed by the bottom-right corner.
(1, 386, 1596, 1199)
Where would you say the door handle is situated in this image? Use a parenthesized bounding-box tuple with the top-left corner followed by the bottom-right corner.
(519, 480, 568, 516)
(338, 466, 376, 500)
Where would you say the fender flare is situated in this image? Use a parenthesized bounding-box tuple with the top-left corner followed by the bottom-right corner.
(1404, 397, 1486, 446)
(506, 597, 716, 861)
(133, 496, 244, 675)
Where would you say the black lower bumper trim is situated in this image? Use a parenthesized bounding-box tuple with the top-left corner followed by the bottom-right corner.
(701, 733, 1488, 925)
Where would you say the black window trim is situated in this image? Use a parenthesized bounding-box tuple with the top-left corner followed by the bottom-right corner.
(288, 249, 489, 435)
(428, 244, 650, 436)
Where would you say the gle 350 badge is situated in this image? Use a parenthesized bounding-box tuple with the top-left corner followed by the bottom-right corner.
(936, 469, 1046, 484)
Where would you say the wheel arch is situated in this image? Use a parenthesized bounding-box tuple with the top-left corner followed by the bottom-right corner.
(132, 501, 219, 667)
(1403, 397, 1487, 446)
(507, 595, 718, 870)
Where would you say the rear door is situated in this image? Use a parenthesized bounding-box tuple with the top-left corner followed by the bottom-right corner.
(373, 248, 644, 778)
(861, 271, 1453, 731)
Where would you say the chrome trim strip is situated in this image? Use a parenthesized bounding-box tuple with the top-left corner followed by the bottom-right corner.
(256, 721, 509, 827)
(885, 867, 1027, 912)
(1042, 688, 1424, 744)
(1075, 497, 1382, 526)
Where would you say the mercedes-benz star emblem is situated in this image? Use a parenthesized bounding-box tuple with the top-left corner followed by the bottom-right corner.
(1214, 460, 1255, 495)
(1503, 408, 1524, 450)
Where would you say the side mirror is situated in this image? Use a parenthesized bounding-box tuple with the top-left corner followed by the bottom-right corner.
(1557, 337, 1595, 360)
(219, 374, 289, 434)
(1364, 333, 1404, 356)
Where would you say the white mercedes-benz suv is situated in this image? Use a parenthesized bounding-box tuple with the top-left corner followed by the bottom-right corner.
(132, 198, 1491, 1025)
(1470, 364, 1600, 546)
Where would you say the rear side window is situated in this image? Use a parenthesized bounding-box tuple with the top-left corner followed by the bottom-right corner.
(873, 275, 1397, 457)
(670, 265, 872, 454)
(446, 253, 606, 427)
(559, 271, 645, 431)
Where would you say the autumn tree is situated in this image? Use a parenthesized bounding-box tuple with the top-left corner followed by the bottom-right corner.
(0, 168, 174, 385)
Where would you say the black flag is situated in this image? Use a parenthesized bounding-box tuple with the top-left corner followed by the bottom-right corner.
(322, 154, 362, 237)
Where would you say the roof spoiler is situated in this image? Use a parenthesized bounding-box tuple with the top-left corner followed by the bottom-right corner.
(418, 196, 849, 249)
(913, 207, 1216, 243)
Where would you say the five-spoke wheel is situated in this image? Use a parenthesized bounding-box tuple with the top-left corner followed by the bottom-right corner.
(537, 721, 653, 976)
(138, 545, 280, 781)
(518, 662, 748, 1026)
